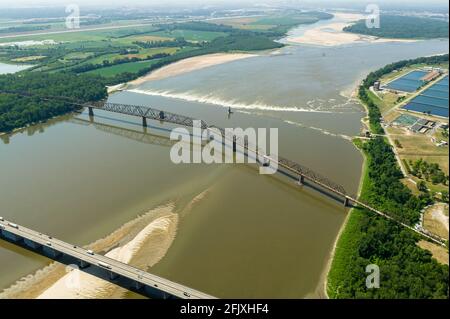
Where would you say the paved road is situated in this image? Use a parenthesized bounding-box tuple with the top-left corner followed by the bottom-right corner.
(0, 218, 215, 299)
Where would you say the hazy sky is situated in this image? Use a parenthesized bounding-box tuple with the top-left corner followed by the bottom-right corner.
(5, 0, 449, 6)
(3, 0, 449, 10)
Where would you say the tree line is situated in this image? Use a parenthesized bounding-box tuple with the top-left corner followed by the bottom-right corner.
(70, 52, 171, 74)
(328, 137, 448, 299)
(344, 15, 449, 39)
(0, 73, 107, 132)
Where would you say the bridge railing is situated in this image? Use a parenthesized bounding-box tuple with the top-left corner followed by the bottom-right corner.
(92, 101, 209, 130)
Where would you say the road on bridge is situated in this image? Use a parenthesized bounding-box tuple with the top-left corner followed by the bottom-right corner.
(0, 217, 215, 299)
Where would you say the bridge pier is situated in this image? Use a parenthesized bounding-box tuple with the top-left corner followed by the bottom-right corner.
(135, 281, 144, 290)
(79, 260, 90, 269)
(343, 197, 350, 207)
(24, 239, 41, 250)
(88, 107, 94, 117)
(109, 271, 119, 280)
(297, 175, 305, 186)
(232, 136, 237, 153)
(2, 231, 22, 242)
(43, 246, 63, 259)
(142, 117, 147, 127)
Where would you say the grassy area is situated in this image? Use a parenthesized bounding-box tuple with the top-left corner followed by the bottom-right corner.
(250, 14, 321, 26)
(114, 34, 173, 45)
(423, 204, 449, 240)
(327, 208, 366, 298)
(418, 240, 449, 265)
(149, 29, 227, 42)
(327, 145, 368, 298)
(81, 47, 179, 65)
(86, 59, 162, 77)
(0, 24, 158, 43)
(10, 55, 45, 62)
(394, 134, 448, 156)
(62, 52, 95, 61)
(208, 17, 274, 31)
(378, 91, 407, 114)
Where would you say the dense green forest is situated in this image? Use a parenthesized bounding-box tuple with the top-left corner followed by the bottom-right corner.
(328, 137, 448, 298)
(362, 138, 433, 225)
(344, 15, 449, 39)
(0, 73, 107, 132)
(359, 54, 449, 134)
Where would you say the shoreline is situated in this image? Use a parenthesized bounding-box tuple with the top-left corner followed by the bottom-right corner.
(121, 52, 258, 89)
(323, 72, 368, 298)
(286, 12, 418, 47)
(322, 139, 368, 298)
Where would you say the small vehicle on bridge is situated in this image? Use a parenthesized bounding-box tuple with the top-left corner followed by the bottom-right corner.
(8, 222, 19, 229)
(98, 261, 112, 269)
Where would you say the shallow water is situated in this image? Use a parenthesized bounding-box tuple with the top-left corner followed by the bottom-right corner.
(0, 62, 32, 74)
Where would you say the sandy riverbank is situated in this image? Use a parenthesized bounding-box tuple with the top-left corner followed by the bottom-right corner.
(288, 12, 417, 47)
(126, 53, 257, 87)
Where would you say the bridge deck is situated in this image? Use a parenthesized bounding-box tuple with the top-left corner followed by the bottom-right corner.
(88, 101, 446, 246)
(0, 218, 215, 299)
(1, 91, 446, 247)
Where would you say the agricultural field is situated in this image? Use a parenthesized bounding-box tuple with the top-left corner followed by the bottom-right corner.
(86, 59, 163, 77)
(0, 24, 158, 43)
(114, 34, 173, 45)
(210, 12, 332, 32)
(148, 29, 227, 42)
(81, 47, 178, 66)
(10, 55, 46, 62)
(0, 11, 335, 89)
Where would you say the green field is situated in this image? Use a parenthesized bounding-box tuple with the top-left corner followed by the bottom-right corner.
(250, 15, 321, 26)
(148, 29, 227, 42)
(81, 47, 179, 66)
(86, 59, 162, 77)
(0, 24, 158, 43)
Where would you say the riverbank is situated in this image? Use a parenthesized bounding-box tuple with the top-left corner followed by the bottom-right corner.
(324, 139, 368, 298)
(125, 53, 258, 87)
(287, 12, 417, 46)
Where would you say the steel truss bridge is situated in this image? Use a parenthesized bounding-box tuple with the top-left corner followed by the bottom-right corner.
(1, 90, 445, 246)
(0, 91, 446, 299)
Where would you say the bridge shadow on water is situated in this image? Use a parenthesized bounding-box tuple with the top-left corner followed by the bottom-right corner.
(72, 112, 350, 210)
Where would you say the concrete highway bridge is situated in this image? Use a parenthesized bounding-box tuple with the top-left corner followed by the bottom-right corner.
(0, 217, 215, 299)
